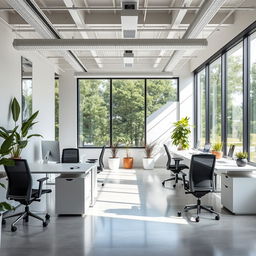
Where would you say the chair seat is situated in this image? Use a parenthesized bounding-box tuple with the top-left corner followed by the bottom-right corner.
(169, 163, 188, 170)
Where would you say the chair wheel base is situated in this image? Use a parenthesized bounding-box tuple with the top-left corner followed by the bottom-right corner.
(11, 226, 17, 232)
(215, 215, 220, 221)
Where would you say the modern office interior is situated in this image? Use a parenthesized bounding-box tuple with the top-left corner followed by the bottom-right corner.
(0, 0, 256, 255)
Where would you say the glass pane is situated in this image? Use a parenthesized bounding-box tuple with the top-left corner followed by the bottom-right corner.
(147, 79, 178, 117)
(227, 42, 243, 153)
(197, 70, 206, 147)
(55, 78, 59, 141)
(250, 32, 256, 161)
(209, 58, 222, 144)
(78, 79, 110, 147)
(112, 79, 145, 147)
(21, 57, 33, 121)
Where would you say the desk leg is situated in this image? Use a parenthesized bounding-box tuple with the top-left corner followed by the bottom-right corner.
(90, 166, 97, 207)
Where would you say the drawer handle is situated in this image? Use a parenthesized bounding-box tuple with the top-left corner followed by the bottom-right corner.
(225, 185, 228, 188)
(66, 179, 73, 181)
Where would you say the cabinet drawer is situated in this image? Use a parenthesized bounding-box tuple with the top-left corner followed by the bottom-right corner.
(221, 182, 233, 211)
(221, 174, 233, 187)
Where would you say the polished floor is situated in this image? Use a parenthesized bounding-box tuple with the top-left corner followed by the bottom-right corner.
(1, 168, 256, 256)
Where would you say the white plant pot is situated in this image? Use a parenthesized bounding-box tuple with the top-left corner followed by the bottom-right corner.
(108, 158, 120, 170)
(143, 158, 155, 170)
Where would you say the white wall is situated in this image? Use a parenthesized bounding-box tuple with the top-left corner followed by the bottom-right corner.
(0, 21, 55, 162)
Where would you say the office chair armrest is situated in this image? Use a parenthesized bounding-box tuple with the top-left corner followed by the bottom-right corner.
(36, 177, 49, 198)
(173, 157, 183, 170)
(181, 172, 189, 190)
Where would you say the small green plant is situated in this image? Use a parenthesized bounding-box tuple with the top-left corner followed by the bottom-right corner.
(144, 143, 155, 158)
(235, 152, 248, 159)
(110, 143, 119, 158)
(171, 117, 191, 150)
(212, 142, 223, 152)
(0, 97, 42, 158)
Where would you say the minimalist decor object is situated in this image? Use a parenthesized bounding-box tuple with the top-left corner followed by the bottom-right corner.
(143, 143, 155, 170)
(108, 143, 120, 170)
(235, 152, 248, 167)
(211, 142, 223, 159)
(0, 97, 42, 158)
(171, 117, 191, 150)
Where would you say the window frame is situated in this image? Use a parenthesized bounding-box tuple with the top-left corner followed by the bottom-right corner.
(194, 20, 256, 162)
(77, 77, 179, 148)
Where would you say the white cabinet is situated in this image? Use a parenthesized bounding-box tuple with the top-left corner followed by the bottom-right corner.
(55, 172, 91, 215)
(221, 172, 256, 214)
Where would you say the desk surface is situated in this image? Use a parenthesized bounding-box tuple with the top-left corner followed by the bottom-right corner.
(172, 150, 256, 172)
(0, 162, 97, 174)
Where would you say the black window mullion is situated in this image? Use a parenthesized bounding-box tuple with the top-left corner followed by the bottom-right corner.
(144, 79, 147, 146)
(243, 37, 250, 155)
(221, 53, 227, 155)
(205, 65, 210, 143)
(110, 79, 113, 146)
(193, 73, 198, 147)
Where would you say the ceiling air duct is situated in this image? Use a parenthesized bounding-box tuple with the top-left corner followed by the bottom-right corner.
(121, 1, 138, 38)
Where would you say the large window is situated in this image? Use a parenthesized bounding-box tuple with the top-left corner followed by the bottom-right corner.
(226, 43, 243, 152)
(195, 21, 256, 162)
(249, 32, 256, 161)
(197, 70, 206, 147)
(209, 58, 222, 143)
(55, 77, 59, 141)
(78, 78, 178, 147)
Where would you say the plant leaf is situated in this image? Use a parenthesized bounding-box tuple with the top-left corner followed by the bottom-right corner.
(11, 97, 20, 122)
(27, 134, 43, 139)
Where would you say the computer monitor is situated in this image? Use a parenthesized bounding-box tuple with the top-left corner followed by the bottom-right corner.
(41, 140, 60, 163)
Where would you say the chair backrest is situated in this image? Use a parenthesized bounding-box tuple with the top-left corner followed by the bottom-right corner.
(227, 145, 235, 158)
(4, 159, 32, 201)
(189, 154, 216, 192)
(98, 145, 106, 171)
(62, 148, 79, 163)
(164, 144, 172, 168)
(203, 143, 211, 152)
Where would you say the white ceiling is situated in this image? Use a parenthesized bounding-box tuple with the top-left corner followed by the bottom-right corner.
(0, 0, 255, 73)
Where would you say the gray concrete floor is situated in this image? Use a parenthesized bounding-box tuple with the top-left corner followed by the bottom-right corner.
(1, 168, 256, 256)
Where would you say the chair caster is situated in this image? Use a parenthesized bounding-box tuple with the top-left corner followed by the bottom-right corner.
(173, 184, 176, 188)
(177, 211, 181, 217)
(45, 214, 50, 220)
(2, 219, 6, 225)
(43, 221, 48, 227)
(195, 216, 200, 222)
(24, 216, 29, 222)
(162, 182, 165, 187)
(102, 183, 105, 187)
(215, 215, 220, 221)
(11, 226, 17, 232)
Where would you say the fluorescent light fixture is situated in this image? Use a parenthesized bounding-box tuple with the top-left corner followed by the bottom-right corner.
(123, 50, 134, 68)
(13, 39, 208, 51)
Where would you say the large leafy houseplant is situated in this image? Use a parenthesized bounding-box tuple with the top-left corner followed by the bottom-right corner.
(0, 97, 42, 158)
(0, 133, 14, 212)
(171, 117, 191, 150)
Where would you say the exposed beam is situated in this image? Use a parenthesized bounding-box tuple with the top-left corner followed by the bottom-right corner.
(13, 38, 208, 51)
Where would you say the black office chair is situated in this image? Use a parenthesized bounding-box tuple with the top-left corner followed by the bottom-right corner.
(62, 148, 79, 163)
(227, 145, 235, 158)
(162, 144, 189, 188)
(3, 159, 52, 232)
(87, 146, 106, 186)
(178, 154, 220, 222)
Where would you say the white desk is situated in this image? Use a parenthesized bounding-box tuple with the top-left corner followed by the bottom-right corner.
(0, 162, 98, 213)
(171, 150, 256, 174)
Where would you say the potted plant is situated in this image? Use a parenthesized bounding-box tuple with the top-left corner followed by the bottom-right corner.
(143, 143, 155, 170)
(235, 152, 248, 167)
(211, 142, 223, 159)
(108, 143, 120, 170)
(123, 142, 133, 169)
(171, 117, 191, 150)
(0, 97, 42, 159)
(0, 133, 15, 242)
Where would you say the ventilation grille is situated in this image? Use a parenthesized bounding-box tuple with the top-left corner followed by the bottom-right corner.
(123, 30, 136, 38)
